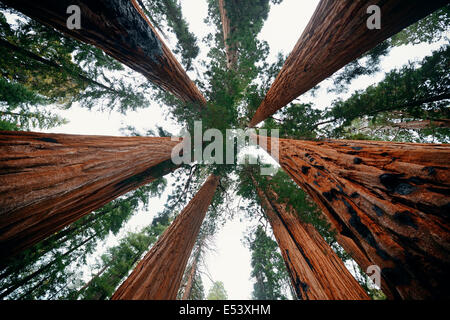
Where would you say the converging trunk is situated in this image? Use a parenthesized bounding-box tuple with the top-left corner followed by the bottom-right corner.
(218, 0, 238, 70)
(181, 253, 199, 300)
(0, 131, 181, 259)
(111, 175, 219, 300)
(3, 0, 206, 105)
(256, 135, 450, 299)
(252, 175, 370, 300)
(249, 0, 448, 126)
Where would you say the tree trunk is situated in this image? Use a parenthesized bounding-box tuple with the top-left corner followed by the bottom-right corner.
(393, 119, 450, 130)
(111, 174, 219, 300)
(74, 265, 108, 299)
(0, 131, 181, 259)
(218, 0, 238, 70)
(249, 0, 448, 126)
(252, 175, 370, 300)
(181, 253, 199, 300)
(2, 0, 206, 105)
(298, 185, 398, 299)
(256, 135, 450, 299)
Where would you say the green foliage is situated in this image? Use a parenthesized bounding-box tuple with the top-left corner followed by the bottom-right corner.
(390, 5, 450, 46)
(329, 41, 391, 94)
(328, 46, 450, 139)
(247, 225, 290, 300)
(0, 178, 167, 300)
(328, 6, 450, 95)
(74, 218, 169, 300)
(2, 0, 448, 301)
(263, 103, 323, 140)
(206, 281, 228, 300)
(0, 7, 151, 128)
(189, 274, 205, 300)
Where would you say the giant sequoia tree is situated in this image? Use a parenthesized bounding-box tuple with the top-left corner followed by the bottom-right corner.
(0, 0, 449, 301)
(0, 131, 181, 258)
(256, 136, 450, 299)
(111, 175, 219, 300)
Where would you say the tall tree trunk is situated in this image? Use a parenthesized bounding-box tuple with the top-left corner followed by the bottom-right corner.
(249, 0, 448, 126)
(181, 253, 199, 300)
(256, 135, 450, 299)
(111, 175, 220, 300)
(251, 175, 370, 300)
(2, 0, 206, 105)
(0, 131, 181, 259)
(218, 0, 238, 70)
(297, 185, 398, 299)
(74, 265, 108, 299)
(393, 119, 450, 130)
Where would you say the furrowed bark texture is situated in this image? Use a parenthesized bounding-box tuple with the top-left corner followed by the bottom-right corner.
(394, 120, 450, 130)
(181, 253, 198, 300)
(249, 0, 448, 126)
(0, 131, 181, 259)
(2, 0, 206, 105)
(257, 136, 450, 299)
(253, 175, 369, 300)
(218, 0, 238, 70)
(111, 175, 219, 300)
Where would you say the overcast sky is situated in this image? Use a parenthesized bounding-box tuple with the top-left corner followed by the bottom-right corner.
(36, 0, 447, 300)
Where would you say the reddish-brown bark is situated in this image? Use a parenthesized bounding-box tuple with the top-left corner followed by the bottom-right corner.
(256, 135, 450, 299)
(111, 175, 220, 300)
(2, 0, 206, 105)
(249, 0, 448, 126)
(218, 0, 238, 70)
(181, 253, 199, 300)
(252, 175, 369, 300)
(393, 120, 450, 130)
(302, 186, 397, 299)
(0, 131, 181, 259)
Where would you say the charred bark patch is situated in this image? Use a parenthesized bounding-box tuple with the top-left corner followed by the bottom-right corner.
(102, 0, 163, 62)
(379, 173, 404, 192)
(322, 190, 337, 202)
(36, 137, 59, 143)
(393, 211, 418, 230)
(422, 166, 436, 176)
(296, 245, 315, 272)
(373, 205, 384, 217)
(382, 266, 412, 286)
(395, 183, 416, 196)
(379, 173, 416, 195)
(427, 187, 450, 197)
(301, 166, 310, 175)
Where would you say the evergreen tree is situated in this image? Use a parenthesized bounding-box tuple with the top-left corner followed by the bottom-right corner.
(247, 225, 290, 300)
(206, 281, 228, 300)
